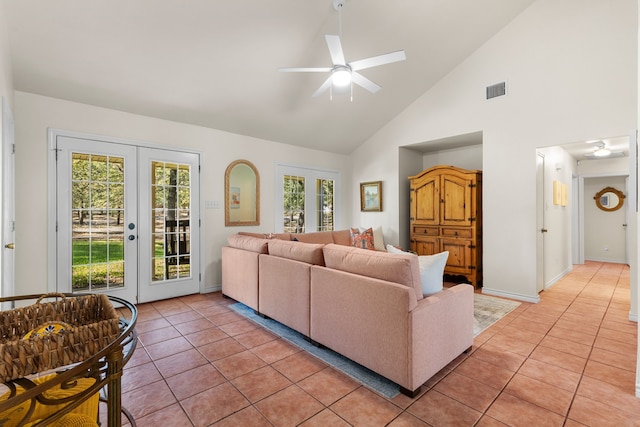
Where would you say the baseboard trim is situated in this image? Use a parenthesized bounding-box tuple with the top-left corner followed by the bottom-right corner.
(481, 288, 540, 304)
(544, 265, 573, 290)
(202, 284, 221, 293)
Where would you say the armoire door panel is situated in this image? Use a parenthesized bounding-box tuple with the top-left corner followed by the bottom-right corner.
(411, 238, 439, 255)
(441, 238, 472, 274)
(441, 175, 471, 226)
(413, 178, 438, 224)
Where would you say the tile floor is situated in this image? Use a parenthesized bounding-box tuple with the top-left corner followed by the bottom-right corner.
(106, 261, 639, 426)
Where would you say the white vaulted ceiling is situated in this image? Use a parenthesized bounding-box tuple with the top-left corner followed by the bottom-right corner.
(4, 0, 535, 154)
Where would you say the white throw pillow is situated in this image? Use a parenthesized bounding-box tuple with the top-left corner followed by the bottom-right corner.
(417, 251, 449, 296)
(386, 244, 448, 296)
(359, 226, 386, 251)
(385, 244, 405, 255)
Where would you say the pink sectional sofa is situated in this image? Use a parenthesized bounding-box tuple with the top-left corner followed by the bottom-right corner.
(221, 230, 474, 397)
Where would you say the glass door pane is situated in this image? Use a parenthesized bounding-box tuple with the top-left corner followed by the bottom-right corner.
(150, 161, 191, 282)
(284, 175, 305, 233)
(71, 153, 126, 292)
(316, 178, 334, 231)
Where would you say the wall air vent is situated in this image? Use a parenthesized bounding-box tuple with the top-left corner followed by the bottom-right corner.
(486, 81, 506, 100)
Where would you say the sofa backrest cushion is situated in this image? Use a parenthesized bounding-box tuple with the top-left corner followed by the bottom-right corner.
(237, 232, 268, 239)
(292, 231, 334, 244)
(322, 244, 423, 301)
(267, 239, 326, 266)
(238, 232, 292, 240)
(331, 229, 351, 246)
(227, 234, 269, 254)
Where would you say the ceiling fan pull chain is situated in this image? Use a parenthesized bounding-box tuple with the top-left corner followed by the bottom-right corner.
(338, 3, 343, 39)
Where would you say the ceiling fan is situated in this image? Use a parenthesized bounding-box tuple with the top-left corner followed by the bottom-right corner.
(584, 140, 625, 158)
(279, 0, 406, 99)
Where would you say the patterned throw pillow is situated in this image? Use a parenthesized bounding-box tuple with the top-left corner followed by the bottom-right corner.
(350, 227, 375, 250)
(23, 321, 73, 339)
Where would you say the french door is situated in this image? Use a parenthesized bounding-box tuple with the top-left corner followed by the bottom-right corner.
(55, 135, 200, 304)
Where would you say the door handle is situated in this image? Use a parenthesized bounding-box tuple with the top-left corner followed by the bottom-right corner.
(540, 228, 548, 233)
(4, 243, 14, 249)
(128, 235, 136, 241)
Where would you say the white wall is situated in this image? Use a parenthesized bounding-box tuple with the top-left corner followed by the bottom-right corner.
(13, 92, 351, 296)
(422, 144, 483, 171)
(350, 0, 637, 301)
(0, 2, 13, 108)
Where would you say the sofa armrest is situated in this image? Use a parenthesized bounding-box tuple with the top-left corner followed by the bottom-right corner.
(408, 284, 474, 389)
(310, 266, 418, 387)
(221, 246, 260, 311)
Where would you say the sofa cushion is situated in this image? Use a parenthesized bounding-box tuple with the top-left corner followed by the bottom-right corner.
(322, 244, 423, 300)
(350, 227, 376, 250)
(292, 231, 335, 244)
(387, 245, 448, 296)
(331, 229, 351, 246)
(268, 239, 325, 266)
(227, 234, 269, 254)
(238, 232, 292, 240)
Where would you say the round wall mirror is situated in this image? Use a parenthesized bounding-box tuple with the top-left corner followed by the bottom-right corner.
(594, 186, 625, 212)
(225, 160, 260, 226)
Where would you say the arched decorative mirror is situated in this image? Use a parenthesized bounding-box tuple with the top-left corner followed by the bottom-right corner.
(225, 160, 260, 226)
(594, 186, 625, 212)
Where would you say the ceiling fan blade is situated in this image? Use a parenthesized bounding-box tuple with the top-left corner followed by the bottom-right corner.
(279, 67, 332, 73)
(325, 35, 346, 66)
(312, 76, 333, 97)
(351, 72, 381, 93)
(350, 50, 406, 71)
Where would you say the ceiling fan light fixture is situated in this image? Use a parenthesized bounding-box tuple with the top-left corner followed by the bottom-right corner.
(331, 67, 351, 87)
(594, 147, 611, 157)
(593, 142, 611, 157)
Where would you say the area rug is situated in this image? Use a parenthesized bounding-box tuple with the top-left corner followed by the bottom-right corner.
(473, 293, 521, 337)
(229, 293, 520, 399)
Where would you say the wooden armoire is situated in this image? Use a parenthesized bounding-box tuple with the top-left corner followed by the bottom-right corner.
(409, 165, 482, 288)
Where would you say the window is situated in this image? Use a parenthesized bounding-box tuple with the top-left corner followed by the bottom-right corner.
(276, 164, 340, 233)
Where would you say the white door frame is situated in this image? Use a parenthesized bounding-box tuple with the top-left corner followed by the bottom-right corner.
(1, 97, 15, 303)
(47, 129, 205, 299)
(535, 152, 545, 293)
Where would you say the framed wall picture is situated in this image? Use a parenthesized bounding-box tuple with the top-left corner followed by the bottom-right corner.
(360, 181, 382, 212)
